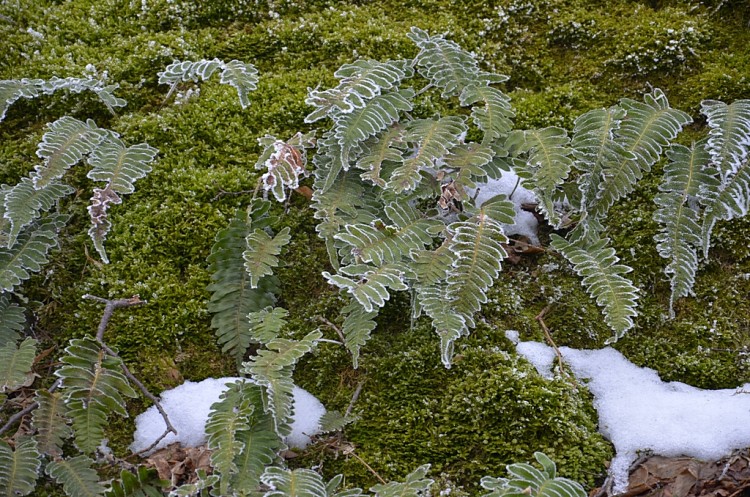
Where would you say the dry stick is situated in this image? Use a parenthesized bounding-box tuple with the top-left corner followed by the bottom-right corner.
(316, 315, 347, 345)
(346, 448, 387, 485)
(534, 306, 576, 384)
(0, 379, 61, 436)
(345, 381, 365, 419)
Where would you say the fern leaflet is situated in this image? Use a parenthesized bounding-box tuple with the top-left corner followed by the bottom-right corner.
(244, 227, 292, 288)
(444, 143, 495, 190)
(158, 59, 259, 108)
(219, 60, 260, 109)
(32, 390, 72, 457)
(262, 468, 328, 497)
(105, 467, 168, 497)
(46, 455, 106, 497)
(0, 437, 41, 497)
(551, 234, 639, 342)
(3, 178, 74, 248)
(481, 452, 586, 497)
(370, 464, 434, 497)
(0, 337, 37, 393)
(323, 264, 408, 312)
(0, 295, 25, 343)
(31, 117, 106, 190)
(341, 300, 377, 369)
(460, 84, 514, 143)
(247, 306, 289, 345)
(256, 132, 315, 202)
(355, 125, 405, 187)
(409, 26, 481, 97)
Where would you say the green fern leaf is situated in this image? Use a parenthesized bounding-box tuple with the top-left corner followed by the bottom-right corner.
(334, 89, 414, 164)
(305, 60, 411, 122)
(654, 142, 715, 316)
(460, 84, 514, 143)
(56, 337, 137, 453)
(46, 455, 106, 497)
(0, 296, 25, 343)
(699, 99, 750, 257)
(262, 467, 328, 497)
(0, 437, 40, 497)
(247, 306, 289, 345)
(551, 234, 639, 342)
(323, 264, 408, 312)
(388, 116, 467, 193)
(4, 178, 74, 248)
(0, 337, 37, 393)
(244, 227, 292, 288)
(415, 283, 467, 365)
(31, 117, 106, 190)
(341, 300, 377, 369)
(105, 467, 169, 497)
(444, 143, 495, 190)
(481, 452, 585, 497)
(158, 59, 224, 84)
(219, 60, 259, 109)
(242, 330, 322, 433)
(370, 464, 433, 497)
(335, 202, 442, 266)
(0, 79, 42, 121)
(409, 241, 454, 286)
(32, 390, 72, 457)
(409, 26, 482, 98)
(355, 125, 405, 187)
(507, 127, 573, 227)
(0, 214, 66, 293)
(169, 471, 219, 497)
(591, 89, 692, 219)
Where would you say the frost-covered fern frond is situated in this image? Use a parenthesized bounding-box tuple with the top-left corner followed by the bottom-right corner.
(551, 234, 639, 342)
(507, 127, 574, 227)
(170, 471, 220, 497)
(242, 330, 322, 434)
(355, 125, 405, 187)
(443, 143, 495, 190)
(106, 467, 169, 497)
(31, 116, 106, 190)
(0, 437, 41, 497)
(0, 214, 67, 293)
(0, 337, 37, 393)
(56, 337, 137, 453)
(262, 467, 328, 497)
(158, 59, 259, 108)
(32, 390, 72, 457)
(334, 89, 414, 165)
(246, 306, 289, 345)
(387, 116, 467, 193)
(591, 89, 692, 220)
(699, 99, 750, 257)
(323, 264, 408, 312)
(653, 142, 714, 317)
(480, 452, 585, 497)
(459, 84, 514, 143)
(0, 77, 126, 121)
(370, 464, 434, 497)
(256, 132, 316, 202)
(244, 227, 292, 289)
(0, 295, 26, 343)
(415, 283, 467, 367)
(305, 60, 412, 123)
(409, 26, 482, 98)
(86, 136, 158, 263)
(341, 300, 377, 369)
(334, 201, 443, 266)
(3, 178, 74, 248)
(46, 455, 106, 497)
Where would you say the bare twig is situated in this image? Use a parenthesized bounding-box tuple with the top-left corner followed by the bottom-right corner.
(317, 316, 346, 344)
(343, 446, 387, 484)
(83, 294, 147, 341)
(345, 381, 365, 419)
(211, 187, 257, 202)
(535, 306, 576, 384)
(0, 379, 61, 436)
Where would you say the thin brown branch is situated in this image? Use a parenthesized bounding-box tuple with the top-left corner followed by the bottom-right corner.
(345, 381, 365, 419)
(0, 379, 61, 436)
(317, 315, 347, 345)
(344, 447, 387, 485)
(83, 294, 147, 341)
(534, 306, 576, 384)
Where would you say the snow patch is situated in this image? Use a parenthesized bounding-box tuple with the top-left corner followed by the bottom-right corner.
(514, 341, 750, 494)
(130, 377, 325, 454)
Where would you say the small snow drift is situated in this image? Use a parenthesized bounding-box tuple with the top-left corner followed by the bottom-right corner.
(509, 333, 750, 494)
(129, 377, 325, 454)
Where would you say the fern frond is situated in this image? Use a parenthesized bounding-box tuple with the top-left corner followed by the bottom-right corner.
(32, 390, 72, 457)
(305, 60, 411, 122)
(699, 99, 750, 257)
(242, 330, 322, 434)
(0, 296, 25, 343)
(460, 84, 514, 143)
(56, 337, 137, 453)
(323, 264, 408, 312)
(370, 464, 434, 497)
(256, 133, 315, 202)
(4, 178, 74, 247)
(341, 300, 377, 369)
(46, 455, 106, 497)
(592, 89, 692, 219)
(409, 241, 454, 286)
(169, 471, 219, 497)
(262, 467, 328, 497)
(551, 234, 639, 342)
(0, 79, 42, 121)
(0, 337, 37, 393)
(355, 125, 405, 187)
(334, 202, 442, 266)
(244, 227, 292, 288)
(247, 306, 289, 345)
(387, 116, 467, 193)
(158, 59, 259, 108)
(105, 467, 168, 497)
(334, 89, 414, 164)
(409, 26, 481, 98)
(31, 117, 106, 190)
(654, 142, 714, 316)
(0, 214, 66, 293)
(416, 284, 468, 366)
(208, 205, 280, 365)
(481, 452, 586, 497)
(220, 60, 260, 109)
(444, 143, 495, 190)
(0, 437, 40, 497)
(507, 127, 573, 227)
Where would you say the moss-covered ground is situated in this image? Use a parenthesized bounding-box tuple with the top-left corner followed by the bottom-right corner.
(2, 0, 750, 494)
